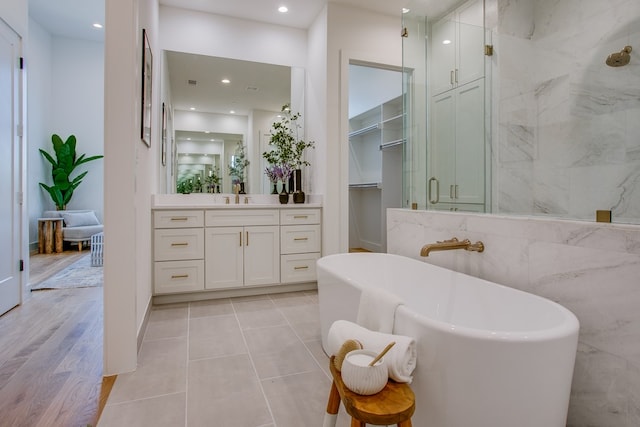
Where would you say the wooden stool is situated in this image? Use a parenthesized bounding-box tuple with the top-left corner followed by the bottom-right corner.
(324, 355, 415, 427)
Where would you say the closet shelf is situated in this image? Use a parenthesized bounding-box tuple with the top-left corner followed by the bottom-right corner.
(349, 182, 381, 189)
(380, 139, 405, 150)
(349, 123, 380, 138)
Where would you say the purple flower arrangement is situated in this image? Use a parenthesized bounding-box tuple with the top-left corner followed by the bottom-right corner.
(265, 164, 293, 183)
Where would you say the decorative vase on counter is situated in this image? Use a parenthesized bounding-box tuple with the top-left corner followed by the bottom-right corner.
(293, 168, 305, 204)
(279, 181, 289, 204)
(239, 182, 246, 194)
(287, 174, 294, 194)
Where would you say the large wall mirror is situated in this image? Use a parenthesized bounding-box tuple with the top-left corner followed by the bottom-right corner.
(402, 0, 640, 224)
(164, 51, 304, 194)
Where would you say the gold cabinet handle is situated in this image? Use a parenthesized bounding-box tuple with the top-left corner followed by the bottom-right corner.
(239, 231, 242, 247)
(293, 237, 309, 241)
(170, 217, 188, 221)
(246, 231, 249, 246)
(293, 215, 308, 219)
(171, 274, 189, 279)
(171, 242, 189, 247)
(294, 266, 309, 270)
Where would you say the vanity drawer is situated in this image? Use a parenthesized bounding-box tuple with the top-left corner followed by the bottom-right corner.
(154, 210, 204, 228)
(205, 209, 279, 227)
(154, 260, 204, 294)
(280, 209, 321, 225)
(280, 253, 320, 284)
(154, 228, 204, 261)
(280, 224, 321, 254)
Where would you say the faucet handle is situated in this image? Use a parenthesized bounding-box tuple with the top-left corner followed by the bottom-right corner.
(244, 196, 250, 204)
(224, 196, 230, 204)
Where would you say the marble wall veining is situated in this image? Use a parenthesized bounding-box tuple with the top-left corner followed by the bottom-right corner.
(494, 0, 640, 223)
(387, 209, 640, 427)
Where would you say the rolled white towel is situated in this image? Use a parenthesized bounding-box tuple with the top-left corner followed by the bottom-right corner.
(356, 288, 404, 334)
(327, 320, 417, 383)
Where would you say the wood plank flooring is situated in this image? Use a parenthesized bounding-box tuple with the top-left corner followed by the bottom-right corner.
(0, 250, 112, 427)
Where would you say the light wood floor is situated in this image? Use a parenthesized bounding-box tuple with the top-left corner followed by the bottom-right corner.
(0, 250, 113, 427)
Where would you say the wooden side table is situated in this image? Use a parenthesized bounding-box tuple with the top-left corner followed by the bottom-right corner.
(38, 218, 64, 254)
(324, 355, 415, 427)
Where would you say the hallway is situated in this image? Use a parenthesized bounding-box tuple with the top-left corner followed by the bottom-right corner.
(0, 251, 107, 427)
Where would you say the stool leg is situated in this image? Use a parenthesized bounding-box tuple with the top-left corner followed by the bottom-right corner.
(350, 419, 365, 427)
(398, 419, 413, 427)
(323, 380, 340, 427)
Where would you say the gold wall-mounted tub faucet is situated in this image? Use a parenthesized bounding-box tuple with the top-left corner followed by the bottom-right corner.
(420, 237, 485, 257)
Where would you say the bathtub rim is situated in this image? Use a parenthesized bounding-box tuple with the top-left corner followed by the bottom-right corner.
(317, 252, 580, 342)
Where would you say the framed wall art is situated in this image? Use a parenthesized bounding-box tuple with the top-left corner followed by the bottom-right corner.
(141, 28, 152, 147)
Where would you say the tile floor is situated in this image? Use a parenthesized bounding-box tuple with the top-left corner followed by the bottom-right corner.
(98, 290, 355, 427)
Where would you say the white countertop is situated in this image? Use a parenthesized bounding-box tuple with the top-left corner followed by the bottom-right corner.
(152, 193, 323, 209)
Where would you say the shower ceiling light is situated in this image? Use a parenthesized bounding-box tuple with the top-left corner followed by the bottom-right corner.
(278, 6, 288, 13)
(443, 39, 452, 45)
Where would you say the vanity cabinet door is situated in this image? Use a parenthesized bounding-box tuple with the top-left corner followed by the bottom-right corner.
(243, 225, 280, 286)
(204, 225, 279, 289)
(205, 226, 243, 289)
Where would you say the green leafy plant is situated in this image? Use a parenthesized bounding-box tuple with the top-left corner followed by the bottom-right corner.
(39, 134, 104, 210)
(228, 141, 250, 182)
(263, 104, 314, 169)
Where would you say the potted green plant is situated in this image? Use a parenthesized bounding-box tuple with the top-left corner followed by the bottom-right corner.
(228, 141, 250, 194)
(263, 104, 314, 202)
(39, 134, 104, 210)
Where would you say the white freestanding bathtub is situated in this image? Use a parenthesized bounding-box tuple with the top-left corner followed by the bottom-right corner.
(317, 252, 579, 427)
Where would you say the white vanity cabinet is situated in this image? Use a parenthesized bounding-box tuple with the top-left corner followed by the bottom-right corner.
(280, 209, 321, 284)
(153, 210, 205, 294)
(152, 205, 322, 299)
(204, 209, 280, 289)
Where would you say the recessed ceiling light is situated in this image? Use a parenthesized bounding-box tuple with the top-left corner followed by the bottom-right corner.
(278, 6, 288, 13)
(190, 107, 196, 110)
(442, 39, 452, 45)
(93, 23, 103, 29)
(230, 110, 236, 114)
(402, 8, 410, 14)
(221, 78, 230, 84)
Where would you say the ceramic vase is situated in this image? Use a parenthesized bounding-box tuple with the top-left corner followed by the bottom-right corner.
(293, 168, 305, 203)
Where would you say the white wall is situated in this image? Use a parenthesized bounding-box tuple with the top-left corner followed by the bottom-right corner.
(103, 0, 159, 375)
(159, 6, 307, 69)
(26, 18, 52, 248)
(321, 3, 402, 255)
(0, 0, 27, 37)
(50, 36, 104, 216)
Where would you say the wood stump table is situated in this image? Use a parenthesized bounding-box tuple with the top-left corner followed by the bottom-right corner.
(38, 218, 64, 254)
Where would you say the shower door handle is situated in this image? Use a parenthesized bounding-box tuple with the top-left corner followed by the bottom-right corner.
(428, 177, 439, 204)
(450, 70, 455, 85)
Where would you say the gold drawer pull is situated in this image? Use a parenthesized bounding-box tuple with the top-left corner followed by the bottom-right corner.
(170, 217, 189, 221)
(294, 237, 309, 241)
(171, 274, 189, 279)
(293, 215, 309, 219)
(294, 266, 309, 270)
(171, 242, 189, 247)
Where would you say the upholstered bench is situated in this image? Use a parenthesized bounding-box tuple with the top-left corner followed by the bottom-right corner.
(42, 210, 104, 251)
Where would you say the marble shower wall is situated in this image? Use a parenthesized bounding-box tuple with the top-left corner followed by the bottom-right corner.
(387, 209, 640, 426)
(494, 0, 640, 223)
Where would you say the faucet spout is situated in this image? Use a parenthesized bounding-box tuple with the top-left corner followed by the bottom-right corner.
(420, 237, 484, 257)
(234, 184, 240, 204)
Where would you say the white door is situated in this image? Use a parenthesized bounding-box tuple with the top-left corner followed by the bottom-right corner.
(0, 20, 22, 316)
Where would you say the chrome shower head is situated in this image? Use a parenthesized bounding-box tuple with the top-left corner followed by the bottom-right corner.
(606, 45, 632, 67)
